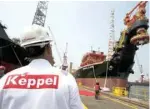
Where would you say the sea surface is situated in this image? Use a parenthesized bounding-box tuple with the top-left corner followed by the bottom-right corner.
(129, 85, 149, 101)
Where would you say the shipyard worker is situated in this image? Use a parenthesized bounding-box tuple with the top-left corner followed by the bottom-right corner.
(0, 25, 83, 109)
(94, 82, 101, 100)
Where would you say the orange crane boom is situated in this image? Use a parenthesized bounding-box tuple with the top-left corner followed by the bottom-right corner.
(124, 1, 148, 27)
(127, 1, 147, 16)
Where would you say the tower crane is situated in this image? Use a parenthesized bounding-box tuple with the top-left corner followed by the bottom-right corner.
(103, 9, 115, 91)
(32, 1, 55, 65)
(32, 1, 49, 26)
(32, 1, 67, 66)
(107, 9, 115, 61)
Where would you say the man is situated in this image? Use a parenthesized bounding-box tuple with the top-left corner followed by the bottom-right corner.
(0, 25, 83, 109)
(94, 82, 102, 100)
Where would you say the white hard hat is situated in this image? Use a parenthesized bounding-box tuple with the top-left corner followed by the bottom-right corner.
(20, 24, 52, 48)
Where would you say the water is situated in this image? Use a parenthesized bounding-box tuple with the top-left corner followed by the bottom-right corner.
(129, 85, 149, 101)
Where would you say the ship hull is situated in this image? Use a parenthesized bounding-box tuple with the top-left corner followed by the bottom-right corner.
(76, 78, 127, 90)
(74, 62, 129, 89)
(75, 61, 130, 79)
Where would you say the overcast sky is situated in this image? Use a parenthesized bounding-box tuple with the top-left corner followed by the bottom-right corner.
(0, 1, 149, 82)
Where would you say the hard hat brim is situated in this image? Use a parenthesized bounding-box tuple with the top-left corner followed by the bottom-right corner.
(21, 39, 52, 47)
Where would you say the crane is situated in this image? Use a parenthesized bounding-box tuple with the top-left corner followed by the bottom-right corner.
(32, 1, 49, 26)
(135, 53, 145, 83)
(103, 9, 115, 91)
(107, 9, 115, 61)
(32, 1, 64, 66)
(31, 1, 55, 65)
(62, 43, 68, 70)
(48, 26, 62, 64)
(124, 1, 148, 28)
(126, 1, 147, 17)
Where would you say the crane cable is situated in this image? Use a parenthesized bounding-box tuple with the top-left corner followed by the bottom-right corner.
(135, 52, 143, 74)
(48, 26, 62, 64)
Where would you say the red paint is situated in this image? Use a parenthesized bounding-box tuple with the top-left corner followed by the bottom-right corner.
(79, 90, 95, 96)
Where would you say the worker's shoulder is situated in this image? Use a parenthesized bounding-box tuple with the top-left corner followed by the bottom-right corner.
(0, 66, 26, 89)
(50, 67, 62, 73)
(7, 66, 29, 75)
(66, 73, 75, 80)
(64, 73, 77, 86)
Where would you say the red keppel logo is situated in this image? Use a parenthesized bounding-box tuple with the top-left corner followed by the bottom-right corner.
(3, 74, 59, 89)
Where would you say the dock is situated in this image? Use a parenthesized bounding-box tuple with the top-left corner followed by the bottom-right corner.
(80, 86, 149, 109)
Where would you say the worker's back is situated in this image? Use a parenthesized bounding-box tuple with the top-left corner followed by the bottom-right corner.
(0, 59, 78, 109)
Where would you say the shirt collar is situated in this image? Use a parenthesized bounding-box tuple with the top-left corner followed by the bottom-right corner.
(28, 59, 52, 68)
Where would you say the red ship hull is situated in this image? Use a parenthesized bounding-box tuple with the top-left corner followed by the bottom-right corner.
(76, 78, 127, 89)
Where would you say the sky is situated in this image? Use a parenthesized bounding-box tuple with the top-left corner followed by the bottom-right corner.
(0, 1, 149, 82)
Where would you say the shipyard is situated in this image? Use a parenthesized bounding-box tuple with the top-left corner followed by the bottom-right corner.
(0, 1, 149, 109)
